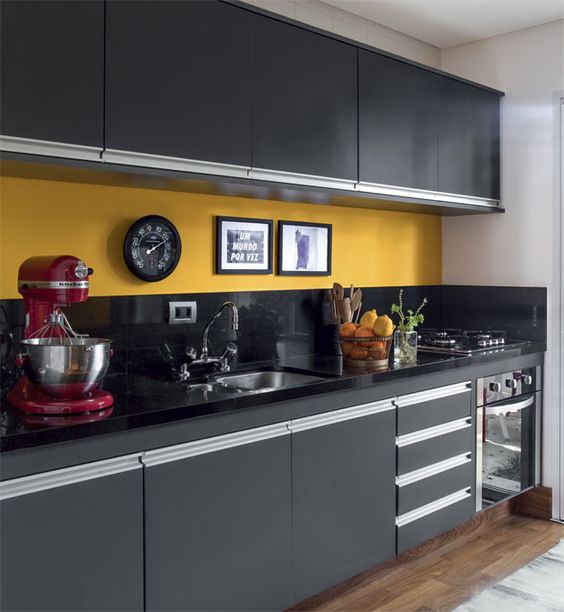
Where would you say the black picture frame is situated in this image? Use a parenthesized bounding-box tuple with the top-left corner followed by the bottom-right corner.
(216, 216, 273, 274)
(277, 220, 332, 276)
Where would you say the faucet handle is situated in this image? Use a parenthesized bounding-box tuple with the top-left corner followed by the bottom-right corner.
(185, 346, 197, 362)
(219, 342, 238, 371)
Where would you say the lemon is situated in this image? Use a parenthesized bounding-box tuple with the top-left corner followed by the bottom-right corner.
(359, 309, 378, 329)
(373, 314, 395, 338)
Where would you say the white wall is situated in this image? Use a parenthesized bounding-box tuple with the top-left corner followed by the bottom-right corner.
(243, 0, 441, 68)
(441, 20, 564, 512)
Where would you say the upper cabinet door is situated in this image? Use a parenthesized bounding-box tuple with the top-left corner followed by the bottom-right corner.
(359, 51, 439, 192)
(252, 15, 358, 181)
(105, 0, 252, 167)
(0, 0, 104, 147)
(438, 78, 500, 200)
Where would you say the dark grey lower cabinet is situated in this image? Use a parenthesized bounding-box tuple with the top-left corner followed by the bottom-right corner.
(143, 424, 292, 611)
(290, 399, 396, 603)
(0, 455, 144, 612)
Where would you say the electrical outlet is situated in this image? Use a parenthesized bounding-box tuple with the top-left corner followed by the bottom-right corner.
(168, 301, 197, 325)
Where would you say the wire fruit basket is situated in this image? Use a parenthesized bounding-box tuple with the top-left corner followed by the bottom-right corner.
(339, 334, 393, 368)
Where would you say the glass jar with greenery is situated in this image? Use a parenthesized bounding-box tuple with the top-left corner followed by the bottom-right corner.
(391, 289, 427, 365)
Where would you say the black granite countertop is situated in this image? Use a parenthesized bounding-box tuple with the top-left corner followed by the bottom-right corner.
(0, 343, 545, 453)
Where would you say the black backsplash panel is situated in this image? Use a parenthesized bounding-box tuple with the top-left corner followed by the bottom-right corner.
(441, 285, 547, 343)
(0, 284, 546, 380)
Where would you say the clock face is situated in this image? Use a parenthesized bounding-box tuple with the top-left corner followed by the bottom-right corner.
(123, 215, 181, 281)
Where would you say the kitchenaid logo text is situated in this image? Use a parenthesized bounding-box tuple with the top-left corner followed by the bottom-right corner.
(226, 230, 264, 263)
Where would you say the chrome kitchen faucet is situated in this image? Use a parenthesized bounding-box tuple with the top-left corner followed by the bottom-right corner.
(179, 302, 239, 380)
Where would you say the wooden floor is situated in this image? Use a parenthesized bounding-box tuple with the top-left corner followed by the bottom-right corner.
(292, 508, 564, 611)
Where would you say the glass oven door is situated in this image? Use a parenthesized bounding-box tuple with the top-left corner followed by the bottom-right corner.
(480, 392, 538, 506)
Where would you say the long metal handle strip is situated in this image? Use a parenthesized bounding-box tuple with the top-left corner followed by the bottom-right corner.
(396, 417, 472, 447)
(356, 181, 500, 208)
(396, 452, 472, 487)
(0, 135, 102, 161)
(0, 454, 142, 501)
(396, 488, 471, 527)
(248, 167, 357, 191)
(142, 423, 290, 467)
(395, 381, 471, 408)
(103, 149, 250, 178)
(289, 399, 395, 433)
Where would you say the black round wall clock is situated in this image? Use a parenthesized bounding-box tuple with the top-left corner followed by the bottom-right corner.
(123, 215, 182, 282)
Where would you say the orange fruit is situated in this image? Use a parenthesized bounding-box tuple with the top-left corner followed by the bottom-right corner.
(354, 326, 377, 347)
(340, 322, 358, 337)
(349, 347, 369, 360)
(340, 341, 352, 357)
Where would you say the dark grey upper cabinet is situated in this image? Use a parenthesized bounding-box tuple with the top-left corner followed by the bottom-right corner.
(438, 78, 500, 200)
(359, 51, 439, 192)
(252, 15, 358, 181)
(105, 0, 252, 167)
(0, 460, 144, 611)
(0, 0, 104, 147)
(144, 427, 292, 611)
(291, 401, 396, 603)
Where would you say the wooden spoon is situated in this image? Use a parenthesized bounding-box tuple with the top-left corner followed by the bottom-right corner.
(332, 282, 344, 302)
(338, 297, 352, 323)
(350, 288, 362, 319)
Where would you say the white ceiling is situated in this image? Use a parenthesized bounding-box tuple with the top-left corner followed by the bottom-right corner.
(323, 0, 564, 48)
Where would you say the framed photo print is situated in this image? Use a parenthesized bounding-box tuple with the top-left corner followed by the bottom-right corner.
(216, 216, 273, 274)
(278, 221, 332, 276)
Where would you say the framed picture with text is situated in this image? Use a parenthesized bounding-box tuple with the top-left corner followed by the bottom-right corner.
(216, 216, 273, 274)
(277, 220, 332, 276)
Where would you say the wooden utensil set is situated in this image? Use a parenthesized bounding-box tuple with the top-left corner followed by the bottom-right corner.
(328, 283, 363, 325)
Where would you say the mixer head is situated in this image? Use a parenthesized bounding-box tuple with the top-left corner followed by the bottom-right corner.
(18, 256, 94, 339)
(18, 255, 93, 306)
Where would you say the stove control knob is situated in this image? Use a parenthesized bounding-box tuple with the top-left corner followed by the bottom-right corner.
(505, 378, 518, 389)
(478, 339, 487, 347)
(489, 382, 501, 392)
(498, 338, 505, 345)
(522, 374, 533, 386)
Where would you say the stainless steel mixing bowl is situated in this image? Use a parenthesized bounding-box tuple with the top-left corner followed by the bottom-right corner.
(20, 337, 112, 399)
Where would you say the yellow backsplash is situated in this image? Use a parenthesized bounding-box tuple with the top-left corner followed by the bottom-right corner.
(0, 176, 442, 299)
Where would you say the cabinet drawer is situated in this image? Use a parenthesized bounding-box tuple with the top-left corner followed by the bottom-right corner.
(397, 454, 473, 515)
(397, 382, 471, 435)
(397, 490, 474, 554)
(397, 418, 472, 475)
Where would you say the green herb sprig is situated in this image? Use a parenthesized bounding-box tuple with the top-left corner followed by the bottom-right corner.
(391, 289, 427, 332)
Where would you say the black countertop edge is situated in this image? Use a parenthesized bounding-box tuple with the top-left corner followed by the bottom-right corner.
(0, 342, 546, 454)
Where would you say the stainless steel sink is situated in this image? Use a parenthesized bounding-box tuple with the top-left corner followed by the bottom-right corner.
(214, 370, 327, 392)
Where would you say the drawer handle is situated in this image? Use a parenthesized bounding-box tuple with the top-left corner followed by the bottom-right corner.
(396, 488, 471, 527)
(289, 399, 394, 433)
(0, 454, 143, 501)
(395, 381, 471, 408)
(396, 452, 472, 487)
(143, 423, 291, 467)
(396, 417, 471, 447)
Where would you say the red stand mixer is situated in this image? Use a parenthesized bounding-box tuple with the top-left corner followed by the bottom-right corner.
(6, 256, 114, 414)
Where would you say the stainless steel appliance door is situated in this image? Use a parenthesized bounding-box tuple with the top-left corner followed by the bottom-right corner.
(478, 391, 539, 508)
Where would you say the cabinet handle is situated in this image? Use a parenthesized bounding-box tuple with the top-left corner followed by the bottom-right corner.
(396, 452, 472, 487)
(396, 417, 472, 447)
(289, 399, 394, 433)
(103, 148, 251, 178)
(248, 167, 357, 191)
(396, 488, 471, 527)
(0, 454, 142, 501)
(0, 135, 102, 161)
(142, 423, 290, 467)
(394, 381, 471, 408)
(356, 181, 500, 208)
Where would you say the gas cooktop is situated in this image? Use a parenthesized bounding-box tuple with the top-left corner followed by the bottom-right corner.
(417, 329, 531, 356)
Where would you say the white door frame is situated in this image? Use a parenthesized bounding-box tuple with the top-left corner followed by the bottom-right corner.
(553, 94, 564, 521)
